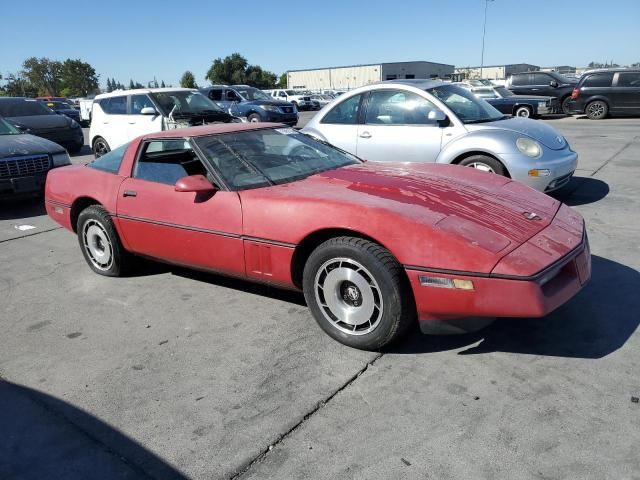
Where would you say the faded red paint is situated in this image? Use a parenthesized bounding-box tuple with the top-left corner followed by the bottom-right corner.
(45, 123, 589, 328)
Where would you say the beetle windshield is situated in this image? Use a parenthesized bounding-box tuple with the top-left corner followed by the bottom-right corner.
(428, 84, 504, 124)
(194, 127, 360, 190)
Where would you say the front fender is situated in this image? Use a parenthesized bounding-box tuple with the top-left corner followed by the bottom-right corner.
(436, 130, 520, 165)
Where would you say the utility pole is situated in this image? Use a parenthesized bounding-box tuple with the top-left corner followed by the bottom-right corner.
(480, 0, 494, 78)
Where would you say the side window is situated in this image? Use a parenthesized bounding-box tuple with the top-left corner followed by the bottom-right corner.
(102, 96, 127, 114)
(88, 143, 129, 174)
(321, 94, 363, 124)
(130, 94, 155, 114)
(510, 74, 526, 86)
(617, 72, 640, 87)
(583, 73, 614, 88)
(279, 91, 287, 98)
(134, 140, 208, 186)
(208, 89, 223, 101)
(532, 73, 550, 85)
(365, 90, 437, 125)
(226, 90, 241, 102)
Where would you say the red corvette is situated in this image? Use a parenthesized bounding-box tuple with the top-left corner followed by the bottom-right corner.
(45, 123, 590, 350)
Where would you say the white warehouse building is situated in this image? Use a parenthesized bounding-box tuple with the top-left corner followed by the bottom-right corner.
(287, 61, 455, 90)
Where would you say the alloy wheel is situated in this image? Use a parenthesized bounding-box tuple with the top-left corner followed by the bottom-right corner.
(82, 219, 113, 271)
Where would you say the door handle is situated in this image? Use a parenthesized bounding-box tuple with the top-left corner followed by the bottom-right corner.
(128, 122, 136, 125)
(359, 131, 372, 139)
(123, 190, 137, 197)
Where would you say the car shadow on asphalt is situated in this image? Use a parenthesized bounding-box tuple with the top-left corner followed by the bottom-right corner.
(387, 255, 640, 359)
(0, 196, 46, 220)
(70, 144, 92, 157)
(551, 176, 610, 206)
(0, 380, 187, 479)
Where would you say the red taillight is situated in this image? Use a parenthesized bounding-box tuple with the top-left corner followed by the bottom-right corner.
(571, 87, 580, 99)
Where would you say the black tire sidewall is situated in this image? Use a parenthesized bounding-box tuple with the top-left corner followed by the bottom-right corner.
(302, 238, 408, 350)
(77, 205, 125, 277)
(458, 155, 506, 176)
(586, 101, 608, 120)
(515, 106, 531, 117)
(561, 96, 572, 115)
(247, 113, 261, 123)
(92, 137, 110, 157)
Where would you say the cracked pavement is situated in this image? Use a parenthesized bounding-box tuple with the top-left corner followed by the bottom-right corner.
(1, 115, 639, 479)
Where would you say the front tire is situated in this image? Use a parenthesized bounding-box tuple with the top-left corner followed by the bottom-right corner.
(302, 237, 414, 350)
(585, 100, 608, 120)
(77, 205, 131, 277)
(92, 137, 110, 158)
(458, 154, 506, 176)
(514, 105, 532, 118)
(247, 113, 262, 123)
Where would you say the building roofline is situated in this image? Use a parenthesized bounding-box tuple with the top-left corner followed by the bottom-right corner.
(455, 63, 540, 69)
(288, 60, 454, 73)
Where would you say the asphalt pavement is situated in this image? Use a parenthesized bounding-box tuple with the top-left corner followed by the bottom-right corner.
(1, 114, 639, 479)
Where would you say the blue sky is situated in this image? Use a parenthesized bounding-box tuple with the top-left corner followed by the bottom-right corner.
(2, 0, 639, 88)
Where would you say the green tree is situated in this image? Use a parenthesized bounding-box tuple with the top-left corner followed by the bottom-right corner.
(22, 57, 63, 96)
(2, 73, 38, 97)
(276, 72, 288, 88)
(160, 80, 166, 88)
(180, 70, 197, 88)
(60, 59, 99, 97)
(205, 53, 277, 88)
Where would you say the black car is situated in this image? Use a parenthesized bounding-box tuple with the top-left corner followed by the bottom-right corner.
(0, 117, 71, 197)
(566, 69, 640, 120)
(505, 71, 578, 114)
(0, 98, 84, 153)
(470, 86, 558, 118)
(42, 100, 82, 124)
(200, 85, 299, 126)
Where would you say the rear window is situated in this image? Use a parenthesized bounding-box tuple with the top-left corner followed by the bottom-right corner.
(0, 100, 54, 117)
(617, 72, 640, 87)
(100, 96, 127, 114)
(510, 74, 528, 86)
(88, 143, 129, 174)
(583, 73, 613, 87)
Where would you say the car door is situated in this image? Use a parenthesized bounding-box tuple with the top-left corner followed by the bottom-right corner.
(98, 95, 130, 148)
(529, 73, 554, 96)
(355, 89, 444, 163)
(127, 94, 164, 139)
(612, 72, 640, 113)
(314, 93, 364, 154)
(116, 138, 245, 276)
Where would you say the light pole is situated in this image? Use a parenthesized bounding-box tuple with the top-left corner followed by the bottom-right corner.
(480, 0, 494, 79)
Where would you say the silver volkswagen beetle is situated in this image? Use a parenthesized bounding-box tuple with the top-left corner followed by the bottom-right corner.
(302, 80, 577, 192)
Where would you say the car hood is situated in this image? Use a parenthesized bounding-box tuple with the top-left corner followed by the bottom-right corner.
(5, 114, 73, 131)
(465, 117, 567, 150)
(0, 133, 64, 157)
(245, 100, 294, 108)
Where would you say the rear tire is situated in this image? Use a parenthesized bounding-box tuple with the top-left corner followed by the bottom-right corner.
(302, 236, 414, 350)
(514, 105, 532, 118)
(77, 205, 131, 277)
(561, 96, 572, 115)
(92, 137, 110, 158)
(247, 113, 262, 123)
(458, 155, 506, 176)
(585, 100, 608, 120)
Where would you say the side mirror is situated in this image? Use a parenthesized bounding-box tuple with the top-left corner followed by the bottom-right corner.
(140, 107, 158, 115)
(175, 175, 217, 194)
(549, 80, 558, 88)
(428, 109, 447, 122)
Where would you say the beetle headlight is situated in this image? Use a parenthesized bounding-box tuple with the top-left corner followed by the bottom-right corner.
(52, 152, 71, 166)
(516, 137, 542, 158)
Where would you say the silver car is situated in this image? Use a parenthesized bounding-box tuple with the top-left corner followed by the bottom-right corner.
(302, 79, 578, 192)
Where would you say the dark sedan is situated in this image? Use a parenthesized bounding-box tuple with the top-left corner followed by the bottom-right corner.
(470, 86, 557, 118)
(0, 117, 71, 197)
(0, 98, 84, 153)
(42, 100, 82, 124)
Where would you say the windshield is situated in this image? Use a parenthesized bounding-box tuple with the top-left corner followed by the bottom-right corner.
(0, 100, 54, 117)
(232, 86, 270, 101)
(472, 88, 499, 99)
(428, 84, 503, 124)
(495, 86, 513, 97)
(194, 127, 360, 190)
(285, 90, 297, 96)
(149, 91, 224, 117)
(0, 118, 20, 135)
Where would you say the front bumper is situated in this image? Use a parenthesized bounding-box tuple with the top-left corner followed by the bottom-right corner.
(500, 147, 578, 192)
(263, 112, 299, 126)
(0, 171, 48, 196)
(408, 217, 590, 329)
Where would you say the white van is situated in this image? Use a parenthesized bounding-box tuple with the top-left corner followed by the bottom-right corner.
(89, 88, 236, 157)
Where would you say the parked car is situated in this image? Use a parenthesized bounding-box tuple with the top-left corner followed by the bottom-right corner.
(302, 80, 577, 193)
(461, 85, 557, 118)
(0, 97, 84, 153)
(310, 94, 334, 108)
(89, 88, 236, 157)
(45, 123, 589, 350)
(265, 89, 313, 110)
(36, 96, 74, 106)
(505, 71, 578, 114)
(200, 85, 298, 125)
(42, 100, 82, 124)
(566, 69, 640, 120)
(0, 116, 71, 196)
